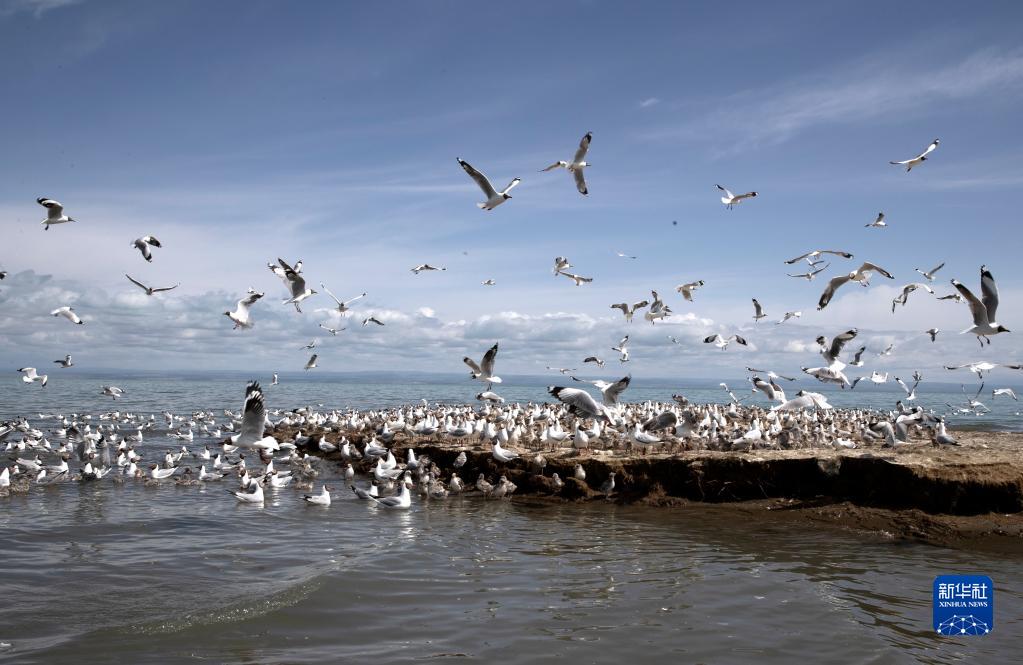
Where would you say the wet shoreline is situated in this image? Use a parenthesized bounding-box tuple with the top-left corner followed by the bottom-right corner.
(279, 427, 1023, 552)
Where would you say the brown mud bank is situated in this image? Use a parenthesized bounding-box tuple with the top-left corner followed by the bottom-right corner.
(282, 427, 1023, 551)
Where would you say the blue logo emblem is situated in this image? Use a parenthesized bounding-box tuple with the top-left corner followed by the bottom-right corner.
(933, 575, 993, 636)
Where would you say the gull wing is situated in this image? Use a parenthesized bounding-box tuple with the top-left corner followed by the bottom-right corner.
(827, 329, 858, 364)
(860, 262, 894, 279)
(547, 386, 603, 419)
(320, 283, 343, 306)
(573, 132, 592, 163)
(952, 280, 989, 326)
(151, 284, 180, 293)
(603, 375, 631, 404)
(125, 274, 149, 291)
(917, 139, 939, 159)
(715, 184, 734, 200)
(239, 382, 266, 443)
(573, 169, 587, 195)
(541, 161, 564, 172)
(463, 357, 482, 374)
(37, 197, 64, 218)
(752, 299, 764, 317)
(457, 159, 498, 198)
(980, 266, 999, 322)
(480, 343, 499, 377)
(818, 274, 851, 309)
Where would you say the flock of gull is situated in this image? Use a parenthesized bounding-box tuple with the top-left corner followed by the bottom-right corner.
(4, 134, 1020, 504)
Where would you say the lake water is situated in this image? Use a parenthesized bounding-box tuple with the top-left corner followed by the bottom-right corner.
(1, 372, 1020, 663)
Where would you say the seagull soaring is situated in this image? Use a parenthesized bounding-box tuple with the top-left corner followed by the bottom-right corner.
(541, 132, 592, 195)
(915, 262, 945, 282)
(751, 298, 767, 322)
(320, 283, 365, 315)
(891, 283, 934, 312)
(703, 334, 747, 350)
(889, 139, 939, 172)
(817, 262, 895, 310)
(784, 250, 852, 265)
(131, 236, 163, 262)
(411, 264, 446, 274)
(457, 158, 520, 210)
(865, 212, 887, 228)
(53, 354, 73, 368)
(51, 306, 84, 325)
(610, 300, 649, 322)
(676, 280, 704, 302)
(558, 271, 592, 286)
(716, 184, 758, 209)
(17, 367, 48, 387)
(304, 354, 318, 370)
(125, 274, 179, 296)
(952, 265, 1010, 345)
(787, 263, 829, 281)
(37, 197, 75, 230)
(225, 290, 263, 329)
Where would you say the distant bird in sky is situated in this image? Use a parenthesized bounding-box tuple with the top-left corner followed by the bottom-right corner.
(865, 212, 887, 228)
(540, 132, 592, 195)
(610, 300, 649, 322)
(411, 264, 445, 274)
(319, 324, 344, 335)
(53, 354, 73, 368)
(787, 263, 829, 281)
(889, 138, 939, 172)
(225, 290, 263, 329)
(558, 271, 592, 286)
(945, 361, 998, 379)
(817, 262, 895, 310)
(51, 306, 84, 325)
(776, 311, 801, 324)
(703, 334, 747, 350)
(125, 274, 179, 296)
(716, 184, 757, 209)
(891, 283, 934, 312)
(362, 316, 385, 326)
(37, 197, 75, 230)
(615, 251, 637, 259)
(320, 283, 365, 315)
(301, 339, 317, 350)
(952, 265, 1010, 345)
(675, 280, 704, 302)
(304, 354, 318, 370)
(611, 335, 630, 363)
(457, 158, 520, 210)
(785, 249, 853, 265)
(915, 262, 945, 282)
(17, 367, 47, 387)
(583, 356, 605, 368)
(751, 298, 767, 322)
(131, 235, 163, 262)
(926, 328, 940, 342)
(464, 342, 501, 384)
(481, 279, 496, 286)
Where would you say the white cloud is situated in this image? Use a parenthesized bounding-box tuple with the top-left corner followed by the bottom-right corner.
(638, 97, 661, 108)
(0, 0, 81, 18)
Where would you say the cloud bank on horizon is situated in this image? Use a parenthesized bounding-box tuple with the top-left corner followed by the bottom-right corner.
(0, 1, 1020, 379)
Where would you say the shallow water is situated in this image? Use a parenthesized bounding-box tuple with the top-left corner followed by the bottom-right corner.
(1, 479, 1020, 664)
(1, 373, 1020, 663)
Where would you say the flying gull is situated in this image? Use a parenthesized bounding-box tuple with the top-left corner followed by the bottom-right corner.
(540, 132, 592, 195)
(457, 158, 520, 210)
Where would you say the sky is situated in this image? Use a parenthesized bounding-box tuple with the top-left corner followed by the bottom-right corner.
(1, 0, 1022, 382)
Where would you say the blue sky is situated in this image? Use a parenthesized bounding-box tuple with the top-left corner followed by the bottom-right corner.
(1, 0, 1022, 381)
